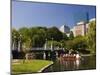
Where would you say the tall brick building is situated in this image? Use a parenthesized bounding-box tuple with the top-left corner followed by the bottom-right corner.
(73, 21, 87, 37)
(71, 18, 95, 37)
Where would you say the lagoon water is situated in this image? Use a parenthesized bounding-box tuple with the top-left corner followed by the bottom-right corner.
(43, 56, 96, 72)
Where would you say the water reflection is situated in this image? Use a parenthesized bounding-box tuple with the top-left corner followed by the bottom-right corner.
(43, 56, 96, 72)
(59, 57, 80, 70)
(75, 60, 80, 69)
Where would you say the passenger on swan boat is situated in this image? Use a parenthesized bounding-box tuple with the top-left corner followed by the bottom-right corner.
(60, 49, 81, 60)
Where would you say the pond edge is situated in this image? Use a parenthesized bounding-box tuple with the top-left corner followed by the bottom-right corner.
(38, 61, 54, 73)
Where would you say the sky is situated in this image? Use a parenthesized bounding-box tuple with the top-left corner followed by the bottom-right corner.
(12, 1, 96, 29)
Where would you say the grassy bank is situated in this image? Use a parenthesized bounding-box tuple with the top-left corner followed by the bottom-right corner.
(12, 59, 53, 75)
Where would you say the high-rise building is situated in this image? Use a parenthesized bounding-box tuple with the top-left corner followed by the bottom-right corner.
(59, 25, 70, 37)
(72, 18, 95, 37)
(59, 18, 95, 37)
(59, 25, 70, 33)
(73, 21, 87, 37)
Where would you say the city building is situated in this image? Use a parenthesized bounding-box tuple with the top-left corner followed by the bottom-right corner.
(59, 25, 70, 33)
(89, 18, 96, 22)
(59, 25, 70, 37)
(59, 18, 95, 37)
(73, 21, 87, 37)
(72, 18, 95, 37)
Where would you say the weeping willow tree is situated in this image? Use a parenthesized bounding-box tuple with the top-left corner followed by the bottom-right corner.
(12, 28, 20, 50)
(19, 27, 31, 52)
(87, 20, 96, 54)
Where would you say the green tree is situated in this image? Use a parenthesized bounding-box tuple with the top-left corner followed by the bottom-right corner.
(46, 40, 61, 48)
(19, 27, 30, 42)
(65, 40, 74, 50)
(12, 28, 20, 50)
(30, 27, 46, 47)
(69, 31, 74, 40)
(65, 36, 87, 51)
(73, 36, 87, 50)
(32, 34, 45, 47)
(62, 33, 69, 40)
(46, 27, 63, 41)
(87, 20, 96, 54)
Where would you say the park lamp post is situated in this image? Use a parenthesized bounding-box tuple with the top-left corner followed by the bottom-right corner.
(43, 38, 47, 59)
(44, 38, 47, 50)
(51, 37, 53, 51)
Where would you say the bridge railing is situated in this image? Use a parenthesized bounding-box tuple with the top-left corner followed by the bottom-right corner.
(30, 47, 64, 51)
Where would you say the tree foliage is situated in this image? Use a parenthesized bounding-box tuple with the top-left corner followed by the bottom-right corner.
(12, 28, 20, 50)
(69, 31, 74, 40)
(65, 36, 87, 50)
(30, 27, 46, 47)
(19, 27, 30, 43)
(87, 20, 96, 54)
(46, 41, 62, 48)
(46, 27, 63, 41)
